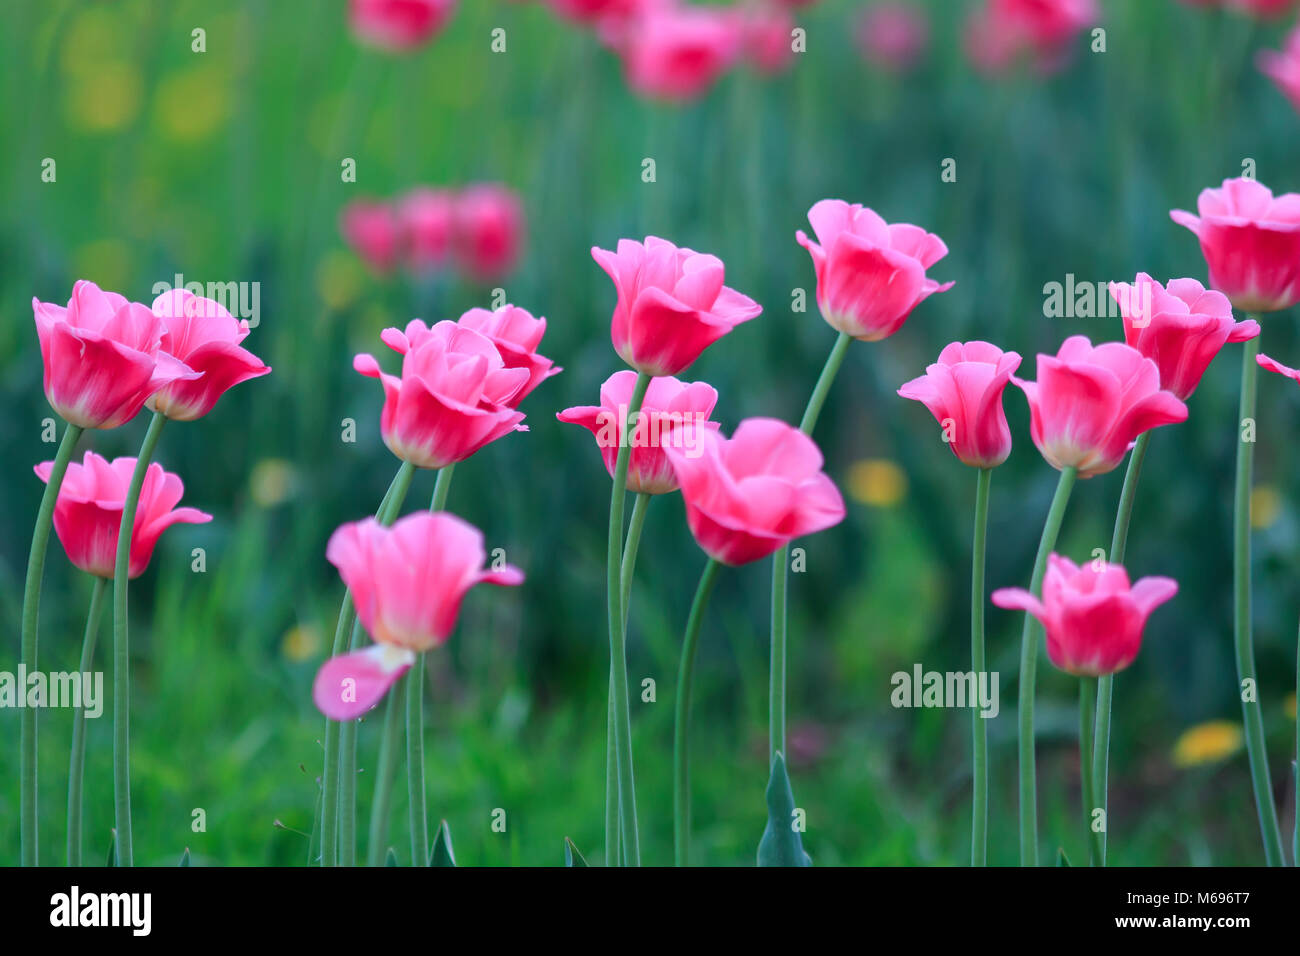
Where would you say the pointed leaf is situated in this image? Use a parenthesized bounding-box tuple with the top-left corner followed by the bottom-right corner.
(564, 837, 588, 867)
(179, 847, 191, 867)
(1057, 847, 1072, 867)
(757, 752, 812, 867)
(429, 819, 456, 867)
(107, 830, 117, 868)
(385, 847, 399, 867)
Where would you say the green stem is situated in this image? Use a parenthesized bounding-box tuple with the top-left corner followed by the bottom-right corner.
(112, 410, 167, 866)
(1017, 465, 1077, 867)
(366, 675, 407, 866)
(19, 419, 83, 866)
(970, 467, 991, 866)
(606, 371, 651, 865)
(67, 574, 107, 867)
(674, 558, 722, 867)
(1079, 677, 1102, 866)
(1233, 334, 1285, 866)
(406, 653, 427, 866)
(770, 331, 852, 763)
(429, 462, 455, 512)
(1093, 429, 1152, 865)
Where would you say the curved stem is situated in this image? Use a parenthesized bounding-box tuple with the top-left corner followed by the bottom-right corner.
(770, 331, 852, 763)
(67, 575, 107, 867)
(674, 558, 722, 867)
(366, 675, 407, 866)
(1093, 429, 1152, 865)
(970, 467, 991, 866)
(112, 410, 167, 866)
(20, 419, 83, 866)
(1233, 334, 1285, 866)
(606, 372, 651, 865)
(429, 462, 455, 513)
(1017, 465, 1077, 867)
(1079, 677, 1102, 866)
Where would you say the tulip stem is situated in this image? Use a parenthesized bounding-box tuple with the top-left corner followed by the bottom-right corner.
(367, 675, 407, 866)
(1093, 429, 1152, 865)
(770, 330, 852, 763)
(606, 371, 651, 865)
(1233, 334, 1285, 866)
(112, 410, 167, 866)
(1017, 465, 1077, 867)
(674, 557, 722, 867)
(67, 575, 107, 867)
(429, 462, 455, 512)
(970, 467, 991, 866)
(322, 459, 416, 867)
(19, 419, 83, 866)
(1079, 677, 1103, 866)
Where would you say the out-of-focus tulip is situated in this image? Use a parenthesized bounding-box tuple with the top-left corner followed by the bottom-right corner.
(558, 369, 719, 494)
(614, 3, 744, 101)
(663, 417, 845, 566)
(312, 512, 523, 719)
(35, 451, 211, 580)
(592, 236, 761, 376)
(398, 187, 456, 271)
(898, 341, 1021, 469)
(992, 554, 1177, 677)
(146, 289, 270, 421)
(349, 0, 457, 51)
(341, 200, 403, 273)
(354, 319, 528, 469)
(1107, 273, 1258, 400)
(457, 304, 561, 405)
(796, 199, 953, 341)
(856, 2, 929, 73)
(744, 4, 796, 75)
(1171, 177, 1300, 313)
(965, 0, 1097, 73)
(1259, 28, 1300, 115)
(1227, 0, 1298, 18)
(1011, 336, 1187, 478)
(32, 280, 199, 430)
(453, 184, 524, 281)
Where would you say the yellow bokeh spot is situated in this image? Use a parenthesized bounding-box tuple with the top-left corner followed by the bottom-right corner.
(316, 251, 366, 312)
(1250, 485, 1281, 530)
(65, 60, 142, 132)
(1172, 720, 1243, 768)
(154, 67, 230, 143)
(1286, 693, 1297, 721)
(848, 459, 907, 508)
(249, 459, 297, 508)
(281, 625, 321, 663)
(71, 240, 132, 293)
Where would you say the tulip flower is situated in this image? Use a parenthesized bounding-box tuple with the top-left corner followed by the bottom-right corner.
(313, 512, 523, 720)
(558, 371, 719, 495)
(544, 0, 645, 23)
(1258, 27, 1300, 115)
(456, 304, 561, 405)
(592, 236, 762, 377)
(964, 0, 1096, 73)
(341, 200, 403, 273)
(35, 452, 212, 580)
(796, 199, 954, 342)
(453, 184, 524, 281)
(349, 0, 457, 51)
(398, 187, 456, 271)
(612, 3, 744, 101)
(743, 4, 796, 75)
(354, 319, 528, 470)
(856, 3, 930, 73)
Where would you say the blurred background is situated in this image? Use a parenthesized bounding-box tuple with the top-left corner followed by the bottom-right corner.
(2, 0, 1299, 866)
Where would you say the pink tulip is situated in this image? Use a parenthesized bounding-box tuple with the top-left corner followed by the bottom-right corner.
(1107, 273, 1259, 400)
(146, 290, 271, 421)
(557, 370, 719, 494)
(349, 0, 456, 51)
(544, 0, 645, 23)
(992, 0, 1098, 48)
(897, 341, 1021, 469)
(856, 3, 930, 73)
(32, 280, 199, 430)
(313, 512, 523, 719)
(1011, 336, 1187, 478)
(592, 236, 761, 377)
(614, 4, 744, 101)
(1258, 28, 1300, 115)
(354, 319, 528, 469)
(341, 200, 402, 273)
(964, 4, 1024, 73)
(35, 451, 211, 580)
(1228, 0, 1297, 18)
(1171, 177, 1300, 313)
(992, 554, 1177, 677)
(663, 417, 845, 566)
(796, 199, 954, 341)
(456, 304, 561, 405)
(398, 187, 456, 271)
(743, 4, 796, 75)
(453, 184, 524, 281)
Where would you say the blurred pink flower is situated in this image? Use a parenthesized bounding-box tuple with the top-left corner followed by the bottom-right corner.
(453, 184, 525, 281)
(1227, 0, 1298, 18)
(1258, 27, 1300, 115)
(614, 3, 744, 101)
(341, 200, 403, 273)
(965, 0, 1098, 74)
(398, 187, 456, 271)
(349, 0, 457, 51)
(856, 3, 929, 73)
(744, 3, 796, 75)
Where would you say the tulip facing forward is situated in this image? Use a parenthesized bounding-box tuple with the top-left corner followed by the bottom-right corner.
(558, 370, 719, 495)
(1107, 274, 1259, 401)
(35, 451, 211, 580)
(898, 341, 1021, 469)
(592, 236, 762, 377)
(992, 554, 1177, 677)
(663, 417, 845, 566)
(355, 319, 528, 469)
(312, 512, 523, 719)
(1011, 335, 1187, 478)
(796, 199, 953, 341)
(1171, 177, 1300, 314)
(147, 290, 271, 421)
(33, 280, 200, 430)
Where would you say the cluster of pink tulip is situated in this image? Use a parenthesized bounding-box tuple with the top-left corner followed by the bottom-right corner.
(19, 283, 270, 866)
(340, 184, 525, 282)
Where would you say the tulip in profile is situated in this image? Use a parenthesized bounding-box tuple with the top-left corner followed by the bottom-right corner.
(456, 304, 561, 405)
(349, 0, 457, 51)
(313, 512, 523, 719)
(796, 199, 953, 341)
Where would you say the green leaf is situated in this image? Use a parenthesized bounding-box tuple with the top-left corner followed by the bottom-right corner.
(1057, 847, 1072, 867)
(429, 819, 456, 867)
(107, 830, 116, 868)
(385, 847, 399, 867)
(563, 837, 588, 867)
(756, 753, 812, 867)
(179, 847, 191, 867)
